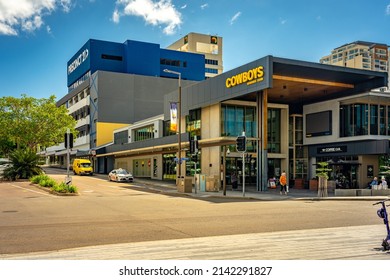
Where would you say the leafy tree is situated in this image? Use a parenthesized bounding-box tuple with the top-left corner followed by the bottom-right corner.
(316, 162, 332, 197)
(0, 94, 77, 151)
(2, 149, 43, 180)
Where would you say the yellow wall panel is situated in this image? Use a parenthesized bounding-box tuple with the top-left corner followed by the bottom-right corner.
(96, 122, 129, 146)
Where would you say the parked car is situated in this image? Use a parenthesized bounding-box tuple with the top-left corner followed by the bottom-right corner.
(0, 158, 11, 178)
(108, 168, 134, 182)
(73, 159, 93, 175)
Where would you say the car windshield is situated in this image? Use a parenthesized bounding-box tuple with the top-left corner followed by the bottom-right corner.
(117, 169, 129, 175)
(81, 163, 91, 168)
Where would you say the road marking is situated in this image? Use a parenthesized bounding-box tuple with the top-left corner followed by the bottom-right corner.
(9, 184, 55, 197)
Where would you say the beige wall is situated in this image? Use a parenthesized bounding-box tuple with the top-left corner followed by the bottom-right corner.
(201, 104, 221, 181)
(360, 155, 379, 187)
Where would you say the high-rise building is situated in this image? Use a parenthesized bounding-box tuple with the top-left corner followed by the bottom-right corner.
(167, 32, 223, 78)
(320, 41, 389, 72)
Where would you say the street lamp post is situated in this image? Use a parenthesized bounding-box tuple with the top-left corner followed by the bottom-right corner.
(163, 69, 182, 183)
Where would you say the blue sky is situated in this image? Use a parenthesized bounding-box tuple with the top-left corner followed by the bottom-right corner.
(1, 0, 390, 99)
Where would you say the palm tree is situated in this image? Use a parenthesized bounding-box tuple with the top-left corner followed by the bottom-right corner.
(1, 149, 43, 180)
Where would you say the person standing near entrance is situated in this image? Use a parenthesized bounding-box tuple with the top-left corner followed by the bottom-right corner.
(280, 171, 287, 195)
(380, 176, 387, 189)
(231, 171, 238, 190)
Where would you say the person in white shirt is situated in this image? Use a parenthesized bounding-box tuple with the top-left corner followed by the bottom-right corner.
(380, 176, 387, 189)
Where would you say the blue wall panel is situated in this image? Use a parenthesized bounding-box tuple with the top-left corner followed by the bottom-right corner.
(160, 49, 205, 81)
(67, 38, 205, 88)
(124, 40, 160, 76)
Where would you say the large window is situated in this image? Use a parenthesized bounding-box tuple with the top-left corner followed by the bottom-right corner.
(340, 103, 368, 137)
(267, 108, 281, 153)
(133, 125, 154, 142)
(221, 104, 256, 137)
(370, 105, 378, 135)
(340, 103, 389, 137)
(186, 108, 201, 138)
(114, 130, 128, 145)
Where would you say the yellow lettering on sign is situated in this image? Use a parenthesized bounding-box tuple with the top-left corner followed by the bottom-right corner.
(225, 66, 264, 88)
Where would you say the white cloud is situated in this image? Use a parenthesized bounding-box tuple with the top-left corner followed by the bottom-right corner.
(386, 4, 390, 15)
(112, 9, 120, 23)
(280, 18, 287, 25)
(60, 0, 72, 13)
(22, 15, 43, 32)
(0, 0, 72, 36)
(229, 11, 241, 25)
(200, 3, 208, 10)
(113, 0, 182, 35)
(181, 4, 187, 9)
(0, 22, 17, 35)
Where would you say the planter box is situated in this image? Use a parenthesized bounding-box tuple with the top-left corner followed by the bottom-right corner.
(294, 178, 304, 189)
(309, 180, 318, 191)
(335, 189, 357, 197)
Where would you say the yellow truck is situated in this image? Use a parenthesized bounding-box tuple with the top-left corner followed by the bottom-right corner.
(72, 159, 93, 175)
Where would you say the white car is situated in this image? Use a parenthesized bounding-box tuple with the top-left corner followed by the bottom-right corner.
(108, 168, 134, 182)
(0, 158, 11, 178)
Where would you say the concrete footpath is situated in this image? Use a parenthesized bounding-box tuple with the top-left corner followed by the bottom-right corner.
(125, 177, 390, 202)
(2, 225, 389, 260)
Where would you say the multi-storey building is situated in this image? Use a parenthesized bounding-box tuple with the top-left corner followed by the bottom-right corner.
(320, 41, 389, 75)
(167, 32, 223, 78)
(44, 38, 205, 166)
(95, 56, 388, 191)
(46, 36, 389, 192)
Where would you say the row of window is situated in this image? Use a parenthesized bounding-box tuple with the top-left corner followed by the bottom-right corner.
(205, 68, 218, 74)
(114, 102, 390, 154)
(70, 105, 90, 121)
(160, 58, 187, 68)
(205, 59, 218, 65)
(340, 103, 390, 137)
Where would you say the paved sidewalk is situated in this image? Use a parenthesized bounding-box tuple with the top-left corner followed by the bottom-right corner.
(2, 225, 389, 260)
(127, 177, 389, 202)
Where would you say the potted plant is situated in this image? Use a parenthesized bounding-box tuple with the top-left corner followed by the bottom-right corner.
(309, 177, 318, 191)
(316, 162, 331, 197)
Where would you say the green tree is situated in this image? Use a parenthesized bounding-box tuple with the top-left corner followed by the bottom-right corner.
(0, 94, 77, 151)
(316, 161, 332, 197)
(2, 149, 43, 180)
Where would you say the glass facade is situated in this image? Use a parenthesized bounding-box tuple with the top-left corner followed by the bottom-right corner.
(221, 104, 256, 137)
(340, 103, 390, 137)
(267, 108, 281, 153)
(133, 125, 154, 142)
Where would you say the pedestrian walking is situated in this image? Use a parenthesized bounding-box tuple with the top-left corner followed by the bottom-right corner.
(279, 171, 287, 195)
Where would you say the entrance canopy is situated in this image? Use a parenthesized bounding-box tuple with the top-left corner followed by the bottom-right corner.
(237, 56, 388, 105)
(172, 55, 388, 117)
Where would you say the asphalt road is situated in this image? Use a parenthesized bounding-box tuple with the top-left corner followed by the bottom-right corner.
(0, 168, 381, 255)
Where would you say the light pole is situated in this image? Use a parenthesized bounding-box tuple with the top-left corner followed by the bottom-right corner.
(163, 69, 182, 183)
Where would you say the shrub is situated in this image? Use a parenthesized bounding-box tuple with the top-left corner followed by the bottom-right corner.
(30, 174, 48, 184)
(3, 149, 43, 180)
(40, 178, 57, 188)
(53, 182, 78, 194)
(30, 175, 78, 194)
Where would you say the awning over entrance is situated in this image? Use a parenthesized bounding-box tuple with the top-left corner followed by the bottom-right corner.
(236, 56, 388, 106)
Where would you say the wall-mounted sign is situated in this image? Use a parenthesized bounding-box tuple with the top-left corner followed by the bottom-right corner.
(367, 165, 374, 177)
(225, 66, 264, 88)
(317, 146, 347, 154)
(68, 48, 89, 75)
(210, 36, 218, 44)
